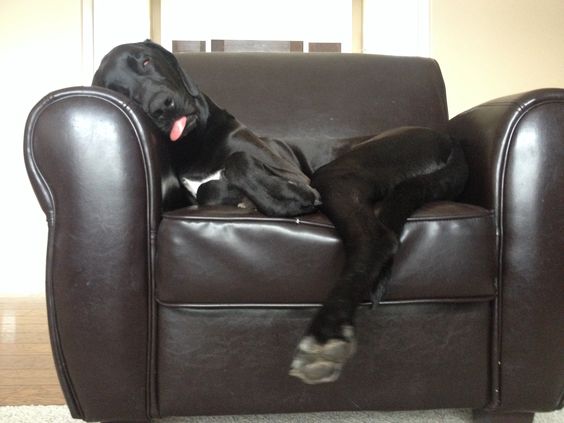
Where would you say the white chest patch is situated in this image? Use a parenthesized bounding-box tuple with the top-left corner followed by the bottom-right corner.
(181, 170, 223, 197)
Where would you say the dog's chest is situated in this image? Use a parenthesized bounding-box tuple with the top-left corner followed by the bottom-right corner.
(181, 170, 222, 197)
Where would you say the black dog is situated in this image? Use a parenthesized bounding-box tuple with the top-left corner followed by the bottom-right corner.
(93, 40, 468, 384)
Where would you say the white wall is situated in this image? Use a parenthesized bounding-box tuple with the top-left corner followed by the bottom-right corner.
(0, 0, 83, 296)
(91, 0, 151, 72)
(160, 0, 352, 52)
(0, 0, 150, 296)
(363, 0, 429, 56)
(430, 0, 564, 116)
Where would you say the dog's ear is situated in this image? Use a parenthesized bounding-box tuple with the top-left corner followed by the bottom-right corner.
(147, 40, 201, 97)
(179, 68, 201, 97)
(91, 69, 104, 87)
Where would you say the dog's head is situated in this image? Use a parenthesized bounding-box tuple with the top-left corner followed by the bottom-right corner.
(93, 40, 208, 141)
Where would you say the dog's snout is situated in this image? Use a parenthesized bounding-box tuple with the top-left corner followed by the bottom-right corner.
(149, 93, 176, 116)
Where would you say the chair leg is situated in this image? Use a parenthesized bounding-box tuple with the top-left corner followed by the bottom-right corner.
(472, 409, 534, 423)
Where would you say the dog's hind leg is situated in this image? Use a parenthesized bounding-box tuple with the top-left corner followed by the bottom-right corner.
(289, 137, 467, 384)
(289, 174, 397, 384)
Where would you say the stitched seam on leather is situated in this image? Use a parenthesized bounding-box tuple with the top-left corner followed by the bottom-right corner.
(25, 93, 84, 419)
(162, 209, 494, 227)
(164, 215, 335, 228)
(32, 89, 156, 420)
(401, 212, 494, 223)
(57, 89, 155, 420)
(484, 102, 524, 409)
(495, 98, 564, 409)
(155, 296, 495, 309)
(26, 98, 57, 222)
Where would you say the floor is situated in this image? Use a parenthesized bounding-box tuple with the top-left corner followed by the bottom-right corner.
(0, 297, 65, 405)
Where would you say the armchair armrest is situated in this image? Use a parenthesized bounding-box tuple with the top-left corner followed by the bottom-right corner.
(23, 87, 186, 421)
(449, 89, 564, 411)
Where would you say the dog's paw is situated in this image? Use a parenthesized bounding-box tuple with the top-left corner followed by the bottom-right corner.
(289, 325, 356, 384)
(259, 182, 321, 217)
(282, 182, 322, 216)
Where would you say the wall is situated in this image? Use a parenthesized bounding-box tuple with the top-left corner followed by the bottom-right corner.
(0, 0, 149, 296)
(430, 0, 564, 116)
(92, 0, 151, 70)
(0, 0, 83, 296)
(363, 0, 429, 56)
(160, 0, 352, 52)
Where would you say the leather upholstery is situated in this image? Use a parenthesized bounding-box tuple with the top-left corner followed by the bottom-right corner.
(450, 89, 564, 411)
(23, 53, 564, 422)
(24, 88, 162, 421)
(158, 303, 490, 416)
(156, 202, 495, 305)
(177, 53, 449, 143)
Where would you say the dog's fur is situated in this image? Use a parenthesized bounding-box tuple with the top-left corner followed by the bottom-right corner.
(93, 40, 468, 384)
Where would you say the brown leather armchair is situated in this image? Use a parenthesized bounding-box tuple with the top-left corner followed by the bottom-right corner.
(24, 53, 563, 423)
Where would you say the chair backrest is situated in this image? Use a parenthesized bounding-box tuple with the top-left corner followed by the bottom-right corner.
(175, 52, 449, 144)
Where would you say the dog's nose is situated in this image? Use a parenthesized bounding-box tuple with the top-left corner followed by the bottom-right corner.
(163, 97, 175, 109)
(149, 93, 176, 116)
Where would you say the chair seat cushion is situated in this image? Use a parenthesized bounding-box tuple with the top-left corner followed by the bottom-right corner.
(156, 201, 495, 305)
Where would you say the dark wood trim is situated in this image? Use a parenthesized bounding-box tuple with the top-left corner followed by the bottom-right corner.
(309, 42, 341, 53)
(210, 39, 225, 52)
(290, 41, 304, 52)
(172, 40, 206, 53)
(173, 39, 343, 54)
(211, 39, 303, 53)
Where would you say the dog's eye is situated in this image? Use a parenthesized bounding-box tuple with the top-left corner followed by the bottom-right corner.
(142, 58, 151, 68)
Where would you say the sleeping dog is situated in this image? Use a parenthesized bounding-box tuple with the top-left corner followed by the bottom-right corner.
(93, 40, 468, 384)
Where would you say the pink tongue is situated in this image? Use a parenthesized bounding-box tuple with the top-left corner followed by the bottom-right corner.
(170, 116, 188, 141)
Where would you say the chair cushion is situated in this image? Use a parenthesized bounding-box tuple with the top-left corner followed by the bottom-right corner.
(156, 202, 495, 305)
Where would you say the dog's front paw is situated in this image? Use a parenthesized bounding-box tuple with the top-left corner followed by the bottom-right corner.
(257, 182, 321, 217)
(196, 179, 247, 207)
(289, 325, 356, 384)
(281, 181, 322, 216)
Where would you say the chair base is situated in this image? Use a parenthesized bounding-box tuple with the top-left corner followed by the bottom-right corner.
(473, 409, 534, 423)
